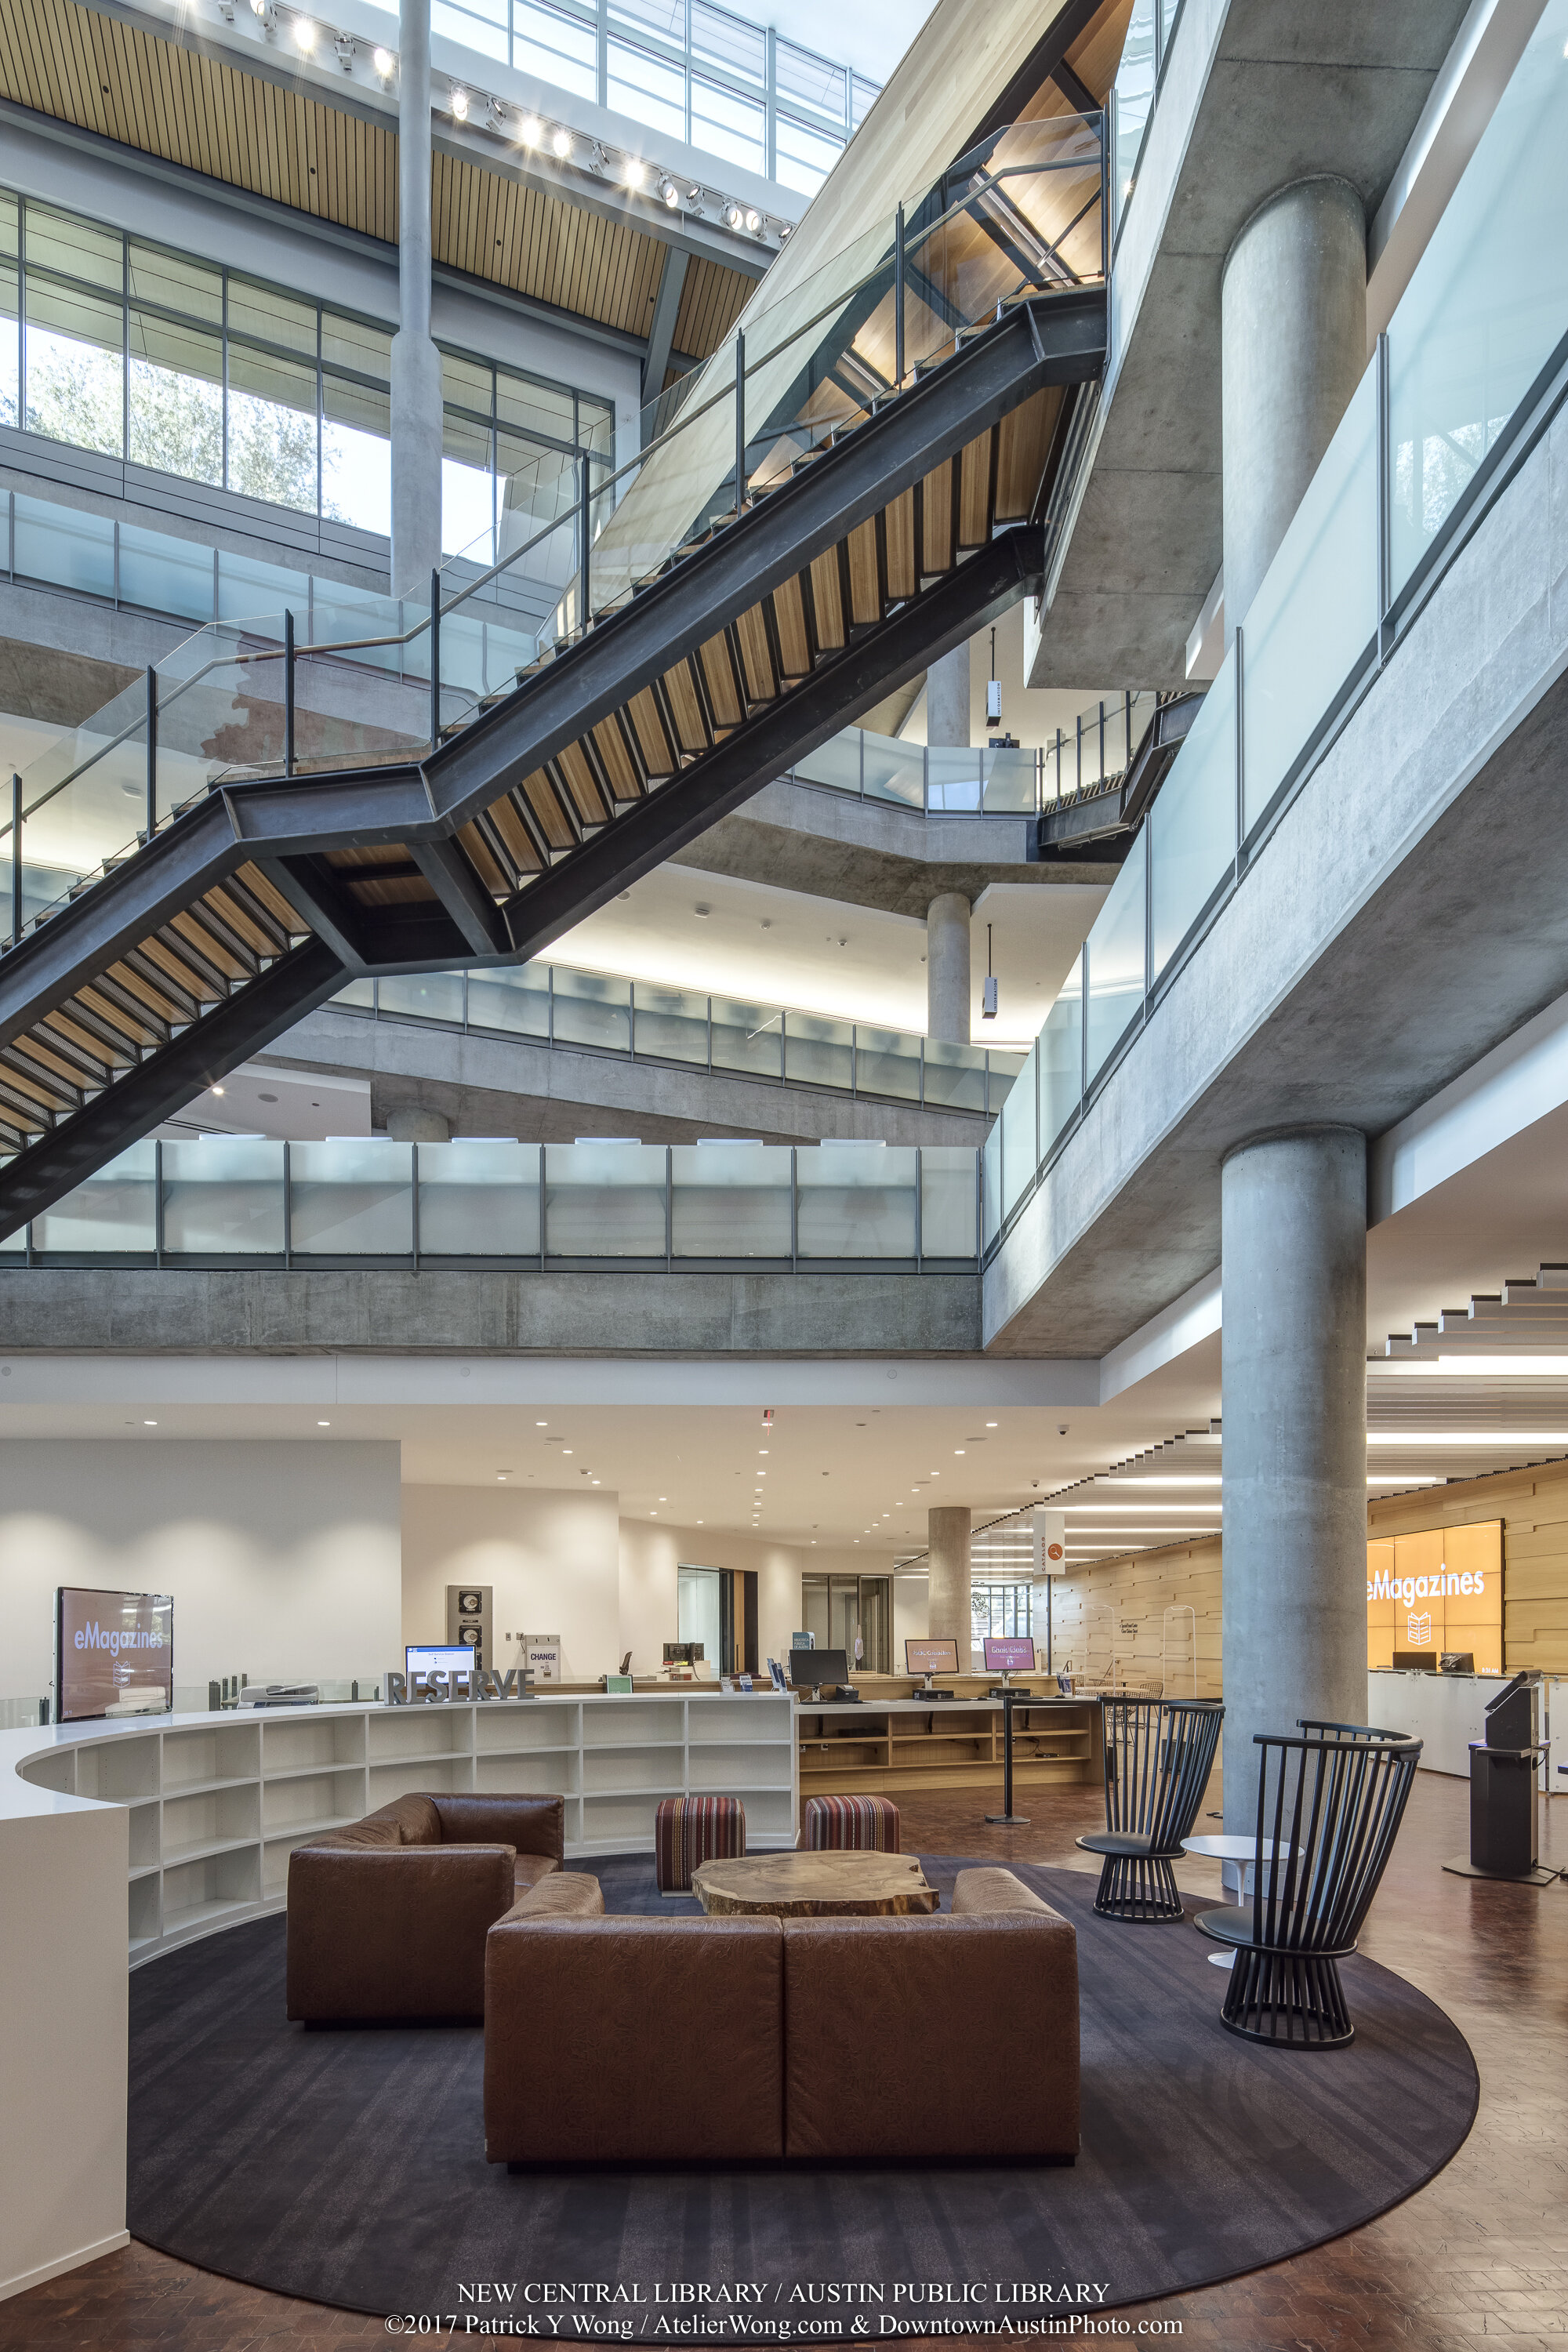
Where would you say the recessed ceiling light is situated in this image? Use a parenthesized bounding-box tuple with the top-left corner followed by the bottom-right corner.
(212, 1085, 224, 1097)
(954, 1450, 964, 1456)
(563, 1449, 572, 1455)
(143, 1419, 157, 1427)
(536, 1421, 547, 1427)
(318, 1419, 330, 1427)
(985, 1421, 997, 1428)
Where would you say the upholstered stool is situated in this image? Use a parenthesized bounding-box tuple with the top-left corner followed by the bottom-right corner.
(655, 1794, 746, 1893)
(802, 1794, 901, 1853)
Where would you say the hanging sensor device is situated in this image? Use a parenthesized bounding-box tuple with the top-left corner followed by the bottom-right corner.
(986, 625, 1002, 724)
(982, 923, 998, 1021)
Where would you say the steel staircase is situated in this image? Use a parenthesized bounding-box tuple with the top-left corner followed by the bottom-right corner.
(0, 119, 1107, 1237)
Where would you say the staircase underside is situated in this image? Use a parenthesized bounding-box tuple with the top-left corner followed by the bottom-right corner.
(0, 287, 1106, 1237)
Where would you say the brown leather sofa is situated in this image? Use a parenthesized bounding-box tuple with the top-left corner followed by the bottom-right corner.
(287, 1790, 581, 2023)
(483, 1867, 1078, 2163)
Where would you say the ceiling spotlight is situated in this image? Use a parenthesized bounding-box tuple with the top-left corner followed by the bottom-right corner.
(450, 84, 469, 120)
(658, 175, 680, 209)
(623, 156, 647, 188)
(724, 201, 742, 229)
(744, 207, 761, 233)
(293, 16, 317, 50)
(587, 141, 608, 174)
(488, 95, 507, 129)
(372, 44, 393, 74)
(332, 29, 354, 68)
(518, 112, 543, 143)
(551, 124, 572, 157)
(249, 0, 274, 24)
(318, 1419, 330, 1427)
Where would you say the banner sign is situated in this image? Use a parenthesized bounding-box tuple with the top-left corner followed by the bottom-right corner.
(1367, 1521, 1502, 1671)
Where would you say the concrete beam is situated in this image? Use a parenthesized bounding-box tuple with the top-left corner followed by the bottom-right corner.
(0, 1268, 984, 1356)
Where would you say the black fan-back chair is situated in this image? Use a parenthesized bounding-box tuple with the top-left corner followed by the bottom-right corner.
(1075, 1696, 1225, 1920)
(1196, 1720, 1422, 2048)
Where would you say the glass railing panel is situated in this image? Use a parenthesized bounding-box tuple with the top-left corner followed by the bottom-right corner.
(551, 967, 633, 1054)
(633, 985, 710, 1067)
(331, 977, 376, 1011)
(378, 971, 465, 1025)
(466, 962, 550, 1039)
(922, 1038, 988, 1114)
(1113, 0, 1157, 230)
(289, 1139, 414, 1255)
(980, 746, 1037, 814)
(545, 1142, 666, 1256)
(416, 1141, 540, 1256)
(1084, 830, 1147, 1084)
(1241, 363, 1377, 837)
(0, 1212, 24, 1254)
(217, 553, 310, 623)
(796, 1142, 916, 1258)
(712, 996, 784, 1080)
(32, 1142, 156, 1254)
(927, 746, 984, 813)
(1388, 4, 1568, 604)
(152, 614, 289, 815)
(12, 494, 114, 598)
(161, 1137, 285, 1254)
(1150, 656, 1235, 982)
(854, 1025, 921, 1103)
(920, 1145, 979, 1259)
(860, 735, 924, 811)
(784, 1011, 854, 1091)
(1038, 950, 1083, 1160)
(982, 1113, 1003, 1251)
(670, 1142, 793, 1258)
(118, 522, 216, 623)
(999, 1042, 1038, 1218)
(986, 1049, 1025, 1116)
(793, 734, 862, 795)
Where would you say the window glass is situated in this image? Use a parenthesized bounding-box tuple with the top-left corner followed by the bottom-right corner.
(0, 192, 16, 255)
(228, 278, 317, 358)
(608, 40, 687, 141)
(691, 0, 763, 84)
(851, 76, 878, 129)
(321, 310, 391, 382)
(441, 349, 493, 415)
(129, 311, 223, 484)
(612, 0, 684, 42)
(24, 275, 123, 455)
(227, 341, 318, 511)
(579, 395, 615, 463)
(691, 77, 764, 173)
(434, 0, 508, 62)
(442, 408, 495, 558)
(776, 39, 845, 122)
(322, 372, 391, 535)
(495, 368, 575, 444)
(127, 244, 222, 325)
(24, 206, 121, 292)
(496, 430, 578, 534)
(774, 112, 842, 196)
(512, 1, 598, 100)
(0, 262, 16, 430)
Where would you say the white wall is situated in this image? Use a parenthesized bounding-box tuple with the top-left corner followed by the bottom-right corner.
(0, 1442, 401, 1700)
(401, 1483, 622, 1685)
(894, 1570, 929, 1664)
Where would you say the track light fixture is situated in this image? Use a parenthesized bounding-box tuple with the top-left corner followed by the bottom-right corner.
(519, 113, 543, 144)
(724, 201, 742, 228)
(249, 0, 274, 26)
(658, 175, 681, 208)
(449, 83, 469, 119)
(292, 15, 317, 49)
(487, 94, 506, 129)
(372, 44, 393, 74)
(333, 30, 354, 68)
(744, 207, 761, 232)
(623, 155, 647, 188)
(551, 124, 572, 157)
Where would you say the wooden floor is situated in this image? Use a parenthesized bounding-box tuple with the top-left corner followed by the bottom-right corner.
(1, 1771, 1563, 2352)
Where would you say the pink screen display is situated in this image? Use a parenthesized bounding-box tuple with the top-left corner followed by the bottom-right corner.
(983, 1636, 1036, 1671)
(905, 1637, 960, 1675)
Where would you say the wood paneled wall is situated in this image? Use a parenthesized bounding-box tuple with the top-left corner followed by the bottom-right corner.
(1047, 1539, 1222, 1697)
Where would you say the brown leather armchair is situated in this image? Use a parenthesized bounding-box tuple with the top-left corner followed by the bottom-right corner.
(286, 1790, 569, 2024)
(483, 1867, 1077, 2164)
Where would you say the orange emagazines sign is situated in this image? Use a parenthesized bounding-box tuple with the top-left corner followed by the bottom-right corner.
(1366, 1521, 1502, 1672)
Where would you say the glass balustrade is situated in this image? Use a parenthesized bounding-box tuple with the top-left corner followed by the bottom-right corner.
(3, 1138, 982, 1267)
(977, 1, 1568, 1261)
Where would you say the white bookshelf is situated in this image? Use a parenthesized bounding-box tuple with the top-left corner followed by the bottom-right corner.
(14, 1692, 798, 1964)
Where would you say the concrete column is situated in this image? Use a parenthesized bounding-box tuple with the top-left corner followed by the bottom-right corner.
(927, 892, 971, 1044)
(926, 641, 971, 747)
(927, 1508, 972, 1657)
(1221, 1128, 1367, 1835)
(391, 0, 444, 597)
(387, 1106, 450, 1142)
(1221, 178, 1366, 643)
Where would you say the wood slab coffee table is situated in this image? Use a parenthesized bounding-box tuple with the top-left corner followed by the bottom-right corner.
(691, 1851, 938, 1917)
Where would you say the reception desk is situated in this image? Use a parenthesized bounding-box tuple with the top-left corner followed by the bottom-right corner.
(0, 1690, 796, 2302)
(797, 1689, 1103, 1796)
(1367, 1668, 1552, 1782)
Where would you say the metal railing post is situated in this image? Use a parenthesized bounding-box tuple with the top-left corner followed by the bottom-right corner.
(428, 569, 441, 753)
(154, 1138, 164, 1268)
(9, 771, 20, 947)
(665, 1144, 673, 1272)
(411, 1142, 420, 1276)
(914, 1145, 923, 1272)
(283, 608, 296, 778)
(1234, 623, 1247, 872)
(1376, 329, 1392, 663)
(735, 330, 746, 512)
(579, 454, 591, 630)
(144, 666, 158, 843)
(790, 1144, 798, 1270)
(895, 204, 906, 385)
(282, 1140, 293, 1270)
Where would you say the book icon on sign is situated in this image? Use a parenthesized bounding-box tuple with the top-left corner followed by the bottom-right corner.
(1406, 1611, 1432, 1646)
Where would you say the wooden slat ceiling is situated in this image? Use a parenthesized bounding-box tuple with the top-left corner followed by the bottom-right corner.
(0, 0, 755, 353)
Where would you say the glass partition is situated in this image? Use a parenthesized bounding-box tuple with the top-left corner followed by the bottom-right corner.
(922, 1037, 988, 1114)
(920, 1146, 979, 1258)
(785, 1011, 854, 1092)
(544, 1141, 665, 1255)
(417, 1141, 540, 1257)
(466, 963, 550, 1038)
(854, 1025, 922, 1104)
(1036, 953, 1083, 1162)
(797, 1143, 916, 1258)
(289, 1140, 414, 1255)
(633, 983, 710, 1066)
(31, 1140, 154, 1254)
(999, 1049, 1037, 1220)
(1084, 829, 1146, 1084)
(162, 1137, 285, 1255)
(861, 735, 924, 809)
(379, 971, 466, 1025)
(1149, 655, 1236, 982)
(550, 967, 633, 1054)
(671, 1142, 792, 1258)
(712, 996, 784, 1080)
(982, 1116, 1003, 1253)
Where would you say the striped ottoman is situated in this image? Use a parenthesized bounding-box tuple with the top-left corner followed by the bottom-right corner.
(655, 1795, 746, 1893)
(803, 1795, 901, 1853)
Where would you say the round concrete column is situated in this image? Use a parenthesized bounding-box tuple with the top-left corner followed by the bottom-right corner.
(387, 1106, 450, 1142)
(927, 1507, 972, 1655)
(391, 0, 444, 597)
(927, 892, 971, 1044)
(1221, 178, 1366, 642)
(1221, 1128, 1367, 1833)
(926, 641, 971, 748)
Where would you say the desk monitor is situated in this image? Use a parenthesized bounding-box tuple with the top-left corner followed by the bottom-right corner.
(56, 1587, 173, 1722)
(407, 1644, 473, 1684)
(1439, 1651, 1475, 1675)
(790, 1647, 848, 1688)
(662, 1641, 702, 1664)
(905, 1637, 960, 1678)
(1391, 1648, 1439, 1671)
(983, 1636, 1036, 1674)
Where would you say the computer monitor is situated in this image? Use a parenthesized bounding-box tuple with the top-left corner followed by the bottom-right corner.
(905, 1637, 960, 1678)
(1439, 1651, 1475, 1675)
(983, 1636, 1036, 1674)
(1391, 1648, 1439, 1671)
(662, 1641, 702, 1664)
(789, 1647, 849, 1688)
(406, 1644, 473, 1684)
